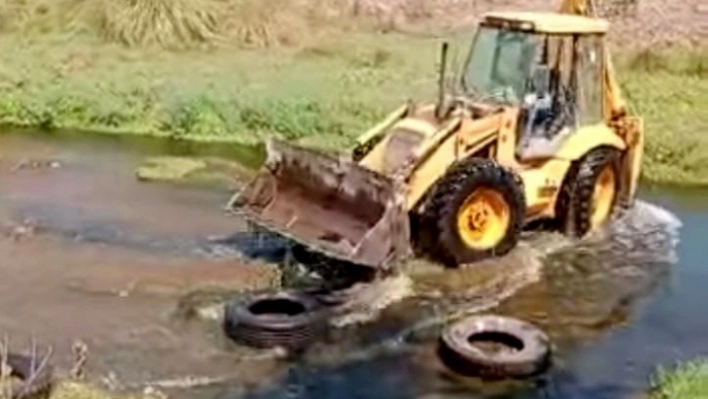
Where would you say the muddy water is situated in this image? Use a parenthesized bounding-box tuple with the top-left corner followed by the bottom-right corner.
(209, 199, 693, 399)
(0, 129, 287, 391)
(227, 195, 687, 399)
(0, 129, 703, 399)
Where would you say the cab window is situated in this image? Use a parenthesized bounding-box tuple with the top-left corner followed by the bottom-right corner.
(461, 27, 540, 105)
(575, 34, 604, 125)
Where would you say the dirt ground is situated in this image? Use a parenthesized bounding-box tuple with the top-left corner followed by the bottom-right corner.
(352, 0, 707, 48)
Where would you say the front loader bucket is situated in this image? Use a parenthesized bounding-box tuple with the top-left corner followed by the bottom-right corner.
(227, 138, 412, 270)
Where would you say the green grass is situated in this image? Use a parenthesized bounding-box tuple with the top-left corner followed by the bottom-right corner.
(618, 50, 708, 186)
(648, 359, 708, 399)
(0, 0, 705, 185)
(0, 30, 441, 146)
(0, 31, 705, 185)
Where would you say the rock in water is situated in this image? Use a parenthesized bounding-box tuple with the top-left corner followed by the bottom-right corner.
(136, 156, 207, 182)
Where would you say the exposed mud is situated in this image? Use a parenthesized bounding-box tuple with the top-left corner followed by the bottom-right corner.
(350, 0, 707, 48)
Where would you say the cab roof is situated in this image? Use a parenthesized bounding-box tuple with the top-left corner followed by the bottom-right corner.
(482, 11, 609, 34)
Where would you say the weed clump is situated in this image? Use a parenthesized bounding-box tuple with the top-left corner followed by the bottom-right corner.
(222, 0, 314, 48)
(629, 49, 669, 73)
(66, 0, 221, 49)
(649, 359, 708, 399)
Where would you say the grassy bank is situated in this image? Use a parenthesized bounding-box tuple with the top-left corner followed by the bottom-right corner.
(0, 2, 705, 185)
(648, 359, 708, 399)
(620, 51, 708, 186)
(0, 31, 441, 147)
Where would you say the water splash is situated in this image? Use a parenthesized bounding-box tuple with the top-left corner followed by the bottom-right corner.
(307, 199, 683, 367)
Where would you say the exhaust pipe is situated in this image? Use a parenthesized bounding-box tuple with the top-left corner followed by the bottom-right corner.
(435, 41, 450, 120)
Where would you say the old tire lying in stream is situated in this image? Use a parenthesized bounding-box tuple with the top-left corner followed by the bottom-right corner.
(3, 352, 54, 399)
(437, 315, 551, 380)
(223, 291, 328, 351)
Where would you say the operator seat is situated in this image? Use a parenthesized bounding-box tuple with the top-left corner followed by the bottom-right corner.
(516, 83, 577, 161)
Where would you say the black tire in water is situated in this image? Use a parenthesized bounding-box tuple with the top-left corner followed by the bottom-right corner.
(223, 291, 328, 351)
(3, 352, 55, 399)
(422, 158, 526, 267)
(437, 315, 551, 380)
(556, 147, 622, 238)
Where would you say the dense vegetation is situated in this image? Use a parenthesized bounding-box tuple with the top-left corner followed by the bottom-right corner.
(649, 359, 708, 399)
(0, 0, 705, 185)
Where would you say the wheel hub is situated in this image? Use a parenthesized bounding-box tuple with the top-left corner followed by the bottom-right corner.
(467, 202, 491, 233)
(457, 188, 511, 250)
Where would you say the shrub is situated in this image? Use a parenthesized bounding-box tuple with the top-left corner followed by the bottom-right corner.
(65, 0, 221, 49)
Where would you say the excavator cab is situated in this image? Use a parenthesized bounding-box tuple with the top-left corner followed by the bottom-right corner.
(456, 12, 610, 162)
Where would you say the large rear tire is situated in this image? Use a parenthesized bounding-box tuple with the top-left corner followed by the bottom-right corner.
(423, 158, 526, 267)
(557, 147, 622, 238)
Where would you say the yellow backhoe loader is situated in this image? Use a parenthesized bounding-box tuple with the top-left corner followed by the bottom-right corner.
(227, 0, 644, 270)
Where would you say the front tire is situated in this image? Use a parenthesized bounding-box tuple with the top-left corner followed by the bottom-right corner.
(424, 158, 526, 267)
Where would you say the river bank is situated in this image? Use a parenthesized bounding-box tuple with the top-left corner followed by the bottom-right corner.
(0, 30, 705, 186)
(648, 359, 708, 399)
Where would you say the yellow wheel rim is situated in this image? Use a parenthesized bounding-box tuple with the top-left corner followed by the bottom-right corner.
(590, 165, 617, 229)
(456, 188, 511, 250)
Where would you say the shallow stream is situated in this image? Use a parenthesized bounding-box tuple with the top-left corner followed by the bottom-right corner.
(0, 129, 701, 399)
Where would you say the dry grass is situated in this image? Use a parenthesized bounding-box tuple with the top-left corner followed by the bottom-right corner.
(65, 0, 222, 49)
(0, 0, 704, 50)
(220, 0, 319, 48)
(0, 0, 352, 49)
(0, 336, 53, 399)
(0, 335, 151, 399)
(0, 0, 65, 34)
